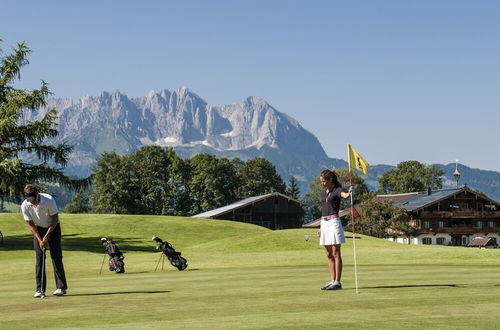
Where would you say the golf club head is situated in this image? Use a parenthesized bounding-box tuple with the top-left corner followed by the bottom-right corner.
(152, 236, 162, 243)
(40, 293, 46, 299)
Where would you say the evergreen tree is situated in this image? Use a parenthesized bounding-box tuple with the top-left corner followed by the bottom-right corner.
(286, 176, 300, 199)
(0, 40, 86, 199)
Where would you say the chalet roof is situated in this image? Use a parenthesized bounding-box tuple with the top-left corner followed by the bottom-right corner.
(191, 192, 303, 219)
(468, 237, 497, 247)
(380, 187, 500, 212)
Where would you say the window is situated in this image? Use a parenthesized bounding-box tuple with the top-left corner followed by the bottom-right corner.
(437, 221, 444, 228)
(422, 221, 431, 229)
(422, 237, 432, 245)
(436, 237, 446, 245)
(488, 221, 495, 228)
(476, 221, 483, 228)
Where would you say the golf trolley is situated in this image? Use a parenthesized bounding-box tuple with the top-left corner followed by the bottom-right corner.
(152, 236, 187, 271)
(99, 237, 125, 274)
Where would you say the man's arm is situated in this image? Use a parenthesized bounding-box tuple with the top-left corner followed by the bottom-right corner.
(27, 220, 44, 250)
(41, 214, 59, 248)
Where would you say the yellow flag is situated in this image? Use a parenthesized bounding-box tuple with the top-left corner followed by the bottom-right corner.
(348, 144, 369, 175)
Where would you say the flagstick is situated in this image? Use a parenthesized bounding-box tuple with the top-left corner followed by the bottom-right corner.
(347, 144, 360, 294)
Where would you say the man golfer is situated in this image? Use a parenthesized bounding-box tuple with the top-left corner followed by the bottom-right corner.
(21, 184, 68, 297)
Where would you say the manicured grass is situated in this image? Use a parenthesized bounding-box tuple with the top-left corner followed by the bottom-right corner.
(1, 213, 500, 329)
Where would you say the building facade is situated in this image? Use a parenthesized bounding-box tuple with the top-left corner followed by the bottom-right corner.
(382, 187, 500, 246)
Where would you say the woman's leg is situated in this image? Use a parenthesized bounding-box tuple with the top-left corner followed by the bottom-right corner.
(324, 245, 335, 281)
(331, 244, 342, 282)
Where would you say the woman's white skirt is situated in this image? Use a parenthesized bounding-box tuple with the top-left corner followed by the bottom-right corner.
(320, 218, 346, 246)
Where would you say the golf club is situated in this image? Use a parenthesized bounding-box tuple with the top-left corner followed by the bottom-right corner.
(40, 248, 46, 299)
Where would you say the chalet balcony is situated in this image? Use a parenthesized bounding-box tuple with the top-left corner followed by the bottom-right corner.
(421, 210, 500, 219)
(417, 226, 500, 235)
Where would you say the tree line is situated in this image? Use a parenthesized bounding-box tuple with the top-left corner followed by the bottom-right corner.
(66, 147, 292, 215)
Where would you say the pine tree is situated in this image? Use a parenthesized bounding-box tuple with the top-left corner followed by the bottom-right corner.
(286, 176, 300, 199)
(0, 40, 86, 199)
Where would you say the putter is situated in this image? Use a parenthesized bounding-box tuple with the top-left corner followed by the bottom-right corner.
(40, 248, 46, 299)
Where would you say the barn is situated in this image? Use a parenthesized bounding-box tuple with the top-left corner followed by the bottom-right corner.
(191, 192, 304, 230)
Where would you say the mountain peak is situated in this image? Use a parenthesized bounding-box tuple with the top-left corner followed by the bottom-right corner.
(177, 86, 189, 95)
(245, 96, 268, 107)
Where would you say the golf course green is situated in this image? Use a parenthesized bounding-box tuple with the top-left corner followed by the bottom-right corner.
(1, 213, 499, 329)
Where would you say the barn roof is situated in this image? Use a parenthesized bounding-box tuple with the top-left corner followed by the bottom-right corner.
(191, 192, 303, 219)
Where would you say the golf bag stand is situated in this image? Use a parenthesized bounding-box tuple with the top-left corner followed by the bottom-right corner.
(152, 236, 187, 271)
(100, 237, 125, 273)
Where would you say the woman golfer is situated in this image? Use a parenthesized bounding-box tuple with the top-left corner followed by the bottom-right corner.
(317, 170, 351, 290)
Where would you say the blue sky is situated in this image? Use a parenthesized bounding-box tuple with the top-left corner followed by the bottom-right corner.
(1, 0, 499, 172)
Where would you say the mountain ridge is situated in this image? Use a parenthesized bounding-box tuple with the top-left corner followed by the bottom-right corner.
(24, 87, 500, 202)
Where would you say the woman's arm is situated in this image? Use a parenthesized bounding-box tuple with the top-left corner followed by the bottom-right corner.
(340, 186, 352, 199)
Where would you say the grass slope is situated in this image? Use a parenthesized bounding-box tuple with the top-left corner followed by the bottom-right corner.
(1, 213, 500, 329)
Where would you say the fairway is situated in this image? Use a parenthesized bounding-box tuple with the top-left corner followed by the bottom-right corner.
(1, 214, 500, 329)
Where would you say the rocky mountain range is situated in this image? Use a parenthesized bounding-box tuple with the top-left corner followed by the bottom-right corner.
(25, 87, 500, 201)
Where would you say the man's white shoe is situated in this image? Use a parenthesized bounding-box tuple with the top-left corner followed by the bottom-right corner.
(34, 291, 44, 298)
(53, 288, 66, 296)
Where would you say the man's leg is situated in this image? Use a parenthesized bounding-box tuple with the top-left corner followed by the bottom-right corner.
(48, 224, 68, 290)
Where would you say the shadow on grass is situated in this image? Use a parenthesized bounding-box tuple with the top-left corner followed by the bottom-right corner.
(69, 290, 171, 297)
(0, 234, 158, 254)
(363, 284, 462, 289)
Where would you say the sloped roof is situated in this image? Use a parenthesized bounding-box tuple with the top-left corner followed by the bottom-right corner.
(376, 192, 418, 204)
(191, 192, 303, 219)
(468, 237, 497, 247)
(385, 187, 500, 212)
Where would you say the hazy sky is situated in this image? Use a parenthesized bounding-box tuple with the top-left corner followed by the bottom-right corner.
(2, 0, 499, 171)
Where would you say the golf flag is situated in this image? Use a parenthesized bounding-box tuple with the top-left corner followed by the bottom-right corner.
(348, 144, 369, 175)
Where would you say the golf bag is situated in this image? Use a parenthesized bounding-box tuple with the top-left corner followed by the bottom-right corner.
(152, 236, 188, 271)
(101, 238, 125, 273)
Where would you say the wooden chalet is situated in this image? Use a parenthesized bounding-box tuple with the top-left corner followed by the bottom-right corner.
(191, 192, 304, 230)
(380, 187, 500, 246)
